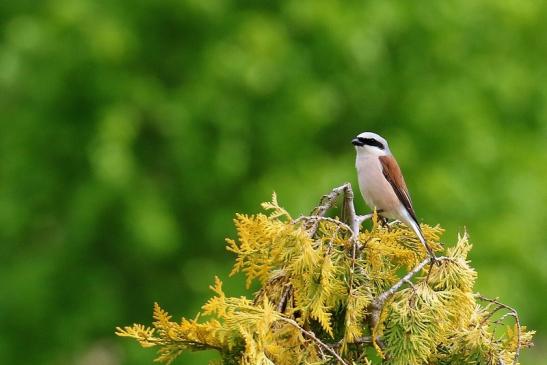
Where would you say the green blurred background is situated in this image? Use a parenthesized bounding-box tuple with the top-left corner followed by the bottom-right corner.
(1, 0, 546, 364)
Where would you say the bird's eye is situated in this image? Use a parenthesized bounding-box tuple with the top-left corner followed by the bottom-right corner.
(358, 137, 385, 150)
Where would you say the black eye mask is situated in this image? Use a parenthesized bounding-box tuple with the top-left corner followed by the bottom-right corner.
(358, 137, 385, 150)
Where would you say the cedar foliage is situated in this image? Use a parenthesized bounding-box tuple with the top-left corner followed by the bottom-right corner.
(117, 184, 534, 365)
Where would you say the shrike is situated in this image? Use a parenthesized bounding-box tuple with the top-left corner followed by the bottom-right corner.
(352, 132, 436, 259)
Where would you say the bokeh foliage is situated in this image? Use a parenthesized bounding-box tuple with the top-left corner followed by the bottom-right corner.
(0, 0, 546, 364)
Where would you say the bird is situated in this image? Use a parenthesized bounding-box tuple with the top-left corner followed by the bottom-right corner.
(351, 132, 436, 259)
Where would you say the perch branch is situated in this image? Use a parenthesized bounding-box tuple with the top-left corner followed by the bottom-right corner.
(341, 183, 359, 242)
(357, 213, 374, 225)
(115, 328, 224, 351)
(304, 183, 369, 242)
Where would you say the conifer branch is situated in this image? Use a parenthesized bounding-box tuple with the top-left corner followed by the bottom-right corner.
(118, 186, 534, 365)
(279, 317, 350, 365)
(368, 256, 449, 341)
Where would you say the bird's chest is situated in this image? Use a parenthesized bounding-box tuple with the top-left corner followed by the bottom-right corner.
(355, 156, 398, 212)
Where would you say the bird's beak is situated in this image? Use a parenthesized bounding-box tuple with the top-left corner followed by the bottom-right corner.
(352, 138, 363, 147)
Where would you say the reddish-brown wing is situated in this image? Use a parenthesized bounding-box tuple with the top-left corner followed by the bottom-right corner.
(378, 155, 418, 223)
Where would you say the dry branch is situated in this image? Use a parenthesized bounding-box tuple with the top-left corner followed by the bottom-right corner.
(477, 294, 523, 365)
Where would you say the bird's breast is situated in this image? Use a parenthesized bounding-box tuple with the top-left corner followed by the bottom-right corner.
(355, 155, 400, 217)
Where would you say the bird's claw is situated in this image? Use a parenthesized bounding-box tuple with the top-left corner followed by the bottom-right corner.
(429, 254, 441, 266)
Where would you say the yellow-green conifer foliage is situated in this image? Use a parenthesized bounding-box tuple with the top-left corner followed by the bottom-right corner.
(117, 184, 534, 365)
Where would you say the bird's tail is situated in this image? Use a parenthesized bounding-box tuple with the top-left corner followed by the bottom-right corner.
(407, 218, 436, 259)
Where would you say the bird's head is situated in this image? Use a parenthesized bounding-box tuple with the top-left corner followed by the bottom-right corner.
(352, 132, 390, 156)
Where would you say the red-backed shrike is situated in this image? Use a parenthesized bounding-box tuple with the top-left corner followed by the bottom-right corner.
(352, 132, 435, 259)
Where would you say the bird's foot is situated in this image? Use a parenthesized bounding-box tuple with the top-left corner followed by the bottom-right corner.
(378, 215, 389, 228)
(424, 254, 440, 283)
(428, 253, 441, 267)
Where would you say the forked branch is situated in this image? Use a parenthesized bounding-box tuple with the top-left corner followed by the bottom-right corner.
(301, 183, 369, 241)
(477, 294, 523, 365)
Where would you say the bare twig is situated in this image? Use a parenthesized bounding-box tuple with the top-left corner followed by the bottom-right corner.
(357, 213, 374, 225)
(316, 341, 327, 360)
(477, 295, 522, 365)
(480, 303, 505, 325)
(306, 184, 350, 237)
(293, 215, 353, 233)
(297, 183, 376, 251)
(494, 311, 517, 325)
(304, 183, 367, 243)
(341, 183, 359, 242)
(403, 278, 417, 291)
(279, 317, 350, 365)
(329, 336, 377, 349)
(311, 184, 349, 218)
(277, 284, 292, 313)
(351, 336, 375, 345)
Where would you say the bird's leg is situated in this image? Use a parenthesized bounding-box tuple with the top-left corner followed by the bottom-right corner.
(366, 208, 386, 226)
(378, 215, 389, 227)
(374, 210, 390, 229)
(425, 261, 434, 283)
(424, 245, 441, 268)
(424, 253, 441, 284)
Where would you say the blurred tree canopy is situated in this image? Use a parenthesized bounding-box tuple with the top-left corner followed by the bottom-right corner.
(0, 0, 546, 364)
